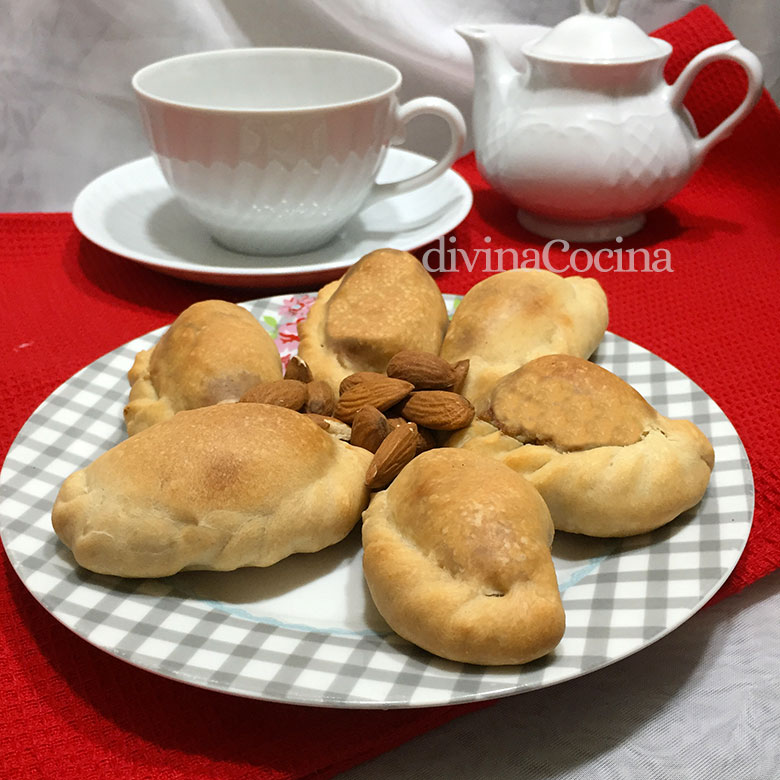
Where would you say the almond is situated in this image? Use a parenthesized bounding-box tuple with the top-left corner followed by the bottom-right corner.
(284, 355, 313, 383)
(386, 350, 455, 390)
(305, 414, 352, 441)
(451, 359, 470, 395)
(365, 422, 418, 490)
(240, 379, 306, 410)
(415, 426, 438, 454)
(383, 401, 407, 420)
(334, 376, 413, 424)
(305, 380, 336, 416)
(305, 413, 330, 430)
(388, 416, 436, 452)
(399, 390, 475, 430)
(339, 371, 386, 395)
(350, 406, 391, 453)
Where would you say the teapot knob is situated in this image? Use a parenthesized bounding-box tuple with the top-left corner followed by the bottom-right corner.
(580, 0, 622, 16)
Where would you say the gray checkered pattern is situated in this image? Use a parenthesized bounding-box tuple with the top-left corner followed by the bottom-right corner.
(0, 295, 754, 708)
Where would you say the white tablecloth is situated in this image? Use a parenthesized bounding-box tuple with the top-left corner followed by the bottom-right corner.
(2, 3, 778, 778)
(342, 570, 780, 780)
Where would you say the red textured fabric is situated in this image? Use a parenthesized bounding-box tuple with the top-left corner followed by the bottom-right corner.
(0, 215, 489, 778)
(0, 6, 778, 779)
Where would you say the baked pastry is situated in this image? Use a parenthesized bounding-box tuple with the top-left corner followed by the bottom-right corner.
(52, 403, 372, 577)
(297, 248, 449, 392)
(439, 269, 608, 409)
(124, 300, 282, 435)
(452, 354, 714, 537)
(362, 448, 565, 665)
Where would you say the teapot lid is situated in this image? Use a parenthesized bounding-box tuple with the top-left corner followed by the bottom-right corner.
(524, 0, 669, 63)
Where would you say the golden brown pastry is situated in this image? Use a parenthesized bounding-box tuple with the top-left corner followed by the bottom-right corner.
(439, 270, 608, 409)
(124, 300, 282, 435)
(452, 355, 714, 537)
(52, 403, 372, 577)
(297, 248, 449, 392)
(362, 448, 565, 665)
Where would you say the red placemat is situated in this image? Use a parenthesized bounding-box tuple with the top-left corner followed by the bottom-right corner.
(1, 6, 778, 780)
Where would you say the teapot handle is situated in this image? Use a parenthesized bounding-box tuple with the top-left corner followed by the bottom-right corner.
(668, 41, 763, 168)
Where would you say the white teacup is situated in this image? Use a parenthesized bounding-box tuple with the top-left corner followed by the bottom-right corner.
(132, 48, 466, 256)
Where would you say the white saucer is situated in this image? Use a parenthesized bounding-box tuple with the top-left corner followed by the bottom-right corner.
(72, 149, 473, 288)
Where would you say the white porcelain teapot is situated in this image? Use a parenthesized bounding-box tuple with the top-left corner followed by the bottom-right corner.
(457, 0, 763, 241)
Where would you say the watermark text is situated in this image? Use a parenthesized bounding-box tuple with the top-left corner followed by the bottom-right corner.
(422, 236, 673, 274)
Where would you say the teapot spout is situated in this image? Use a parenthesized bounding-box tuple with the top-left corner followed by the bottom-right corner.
(456, 25, 523, 87)
(457, 26, 524, 149)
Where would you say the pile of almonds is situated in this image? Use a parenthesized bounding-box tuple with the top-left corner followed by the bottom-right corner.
(239, 351, 473, 490)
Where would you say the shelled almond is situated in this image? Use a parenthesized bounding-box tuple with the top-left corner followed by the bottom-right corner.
(304, 413, 351, 440)
(386, 350, 455, 390)
(334, 377, 414, 423)
(400, 390, 475, 431)
(365, 422, 419, 490)
(350, 406, 392, 453)
(243, 349, 472, 490)
(387, 416, 437, 454)
(335, 351, 473, 488)
(284, 355, 313, 383)
(305, 380, 336, 417)
(240, 379, 307, 410)
(339, 371, 387, 395)
(414, 425, 438, 454)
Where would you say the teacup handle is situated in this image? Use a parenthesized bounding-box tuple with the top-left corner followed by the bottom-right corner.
(668, 40, 763, 168)
(364, 97, 467, 206)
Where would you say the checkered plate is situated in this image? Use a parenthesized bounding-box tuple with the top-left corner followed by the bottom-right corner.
(0, 294, 754, 708)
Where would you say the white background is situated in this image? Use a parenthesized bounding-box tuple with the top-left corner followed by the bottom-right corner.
(1, 0, 779, 210)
